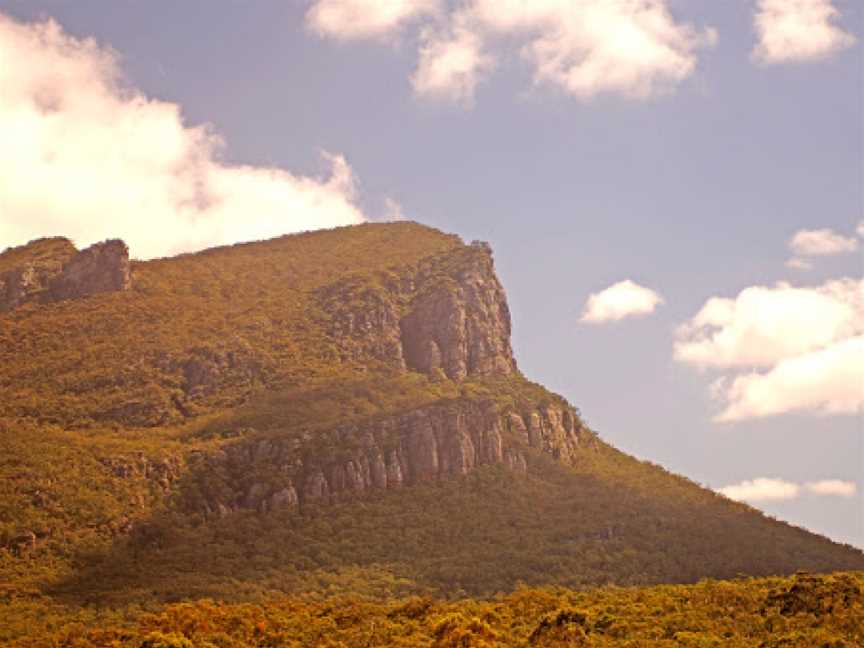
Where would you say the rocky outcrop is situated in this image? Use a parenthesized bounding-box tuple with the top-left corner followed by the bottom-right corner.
(48, 239, 132, 301)
(401, 243, 515, 380)
(186, 400, 591, 517)
(316, 278, 407, 368)
(167, 346, 262, 406)
(318, 241, 516, 380)
(99, 454, 183, 494)
(0, 238, 131, 312)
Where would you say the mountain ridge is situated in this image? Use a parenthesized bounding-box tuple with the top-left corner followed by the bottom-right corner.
(0, 222, 862, 643)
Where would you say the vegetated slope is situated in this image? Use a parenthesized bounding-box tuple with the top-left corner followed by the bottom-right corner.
(0, 223, 464, 427)
(5, 571, 864, 647)
(0, 222, 862, 641)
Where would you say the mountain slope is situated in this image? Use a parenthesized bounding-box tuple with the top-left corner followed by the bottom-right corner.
(0, 222, 862, 638)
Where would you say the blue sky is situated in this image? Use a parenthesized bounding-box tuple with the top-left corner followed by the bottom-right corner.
(0, 0, 861, 547)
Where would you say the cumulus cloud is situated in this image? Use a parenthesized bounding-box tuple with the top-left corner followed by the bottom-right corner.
(306, 0, 439, 41)
(785, 226, 859, 272)
(676, 278, 863, 421)
(806, 479, 857, 497)
(0, 12, 366, 260)
(581, 279, 664, 324)
(718, 477, 858, 503)
(457, 0, 716, 101)
(714, 334, 864, 421)
(412, 24, 493, 104)
(718, 478, 801, 503)
(753, 0, 856, 65)
(789, 228, 859, 256)
(857, 220, 864, 238)
(309, 0, 717, 103)
(675, 279, 862, 368)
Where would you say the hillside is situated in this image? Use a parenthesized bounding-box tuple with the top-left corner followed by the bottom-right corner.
(0, 222, 862, 643)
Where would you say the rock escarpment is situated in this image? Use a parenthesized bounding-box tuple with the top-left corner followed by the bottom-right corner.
(401, 242, 516, 380)
(47, 239, 132, 301)
(183, 400, 592, 517)
(319, 241, 516, 380)
(0, 238, 132, 312)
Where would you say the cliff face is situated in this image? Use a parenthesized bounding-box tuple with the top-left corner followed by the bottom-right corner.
(400, 243, 516, 380)
(93, 236, 584, 519)
(183, 399, 591, 517)
(0, 238, 131, 312)
(2, 229, 564, 520)
(48, 239, 132, 301)
(319, 241, 517, 381)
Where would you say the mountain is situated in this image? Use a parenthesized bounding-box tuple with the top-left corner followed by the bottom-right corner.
(0, 222, 862, 642)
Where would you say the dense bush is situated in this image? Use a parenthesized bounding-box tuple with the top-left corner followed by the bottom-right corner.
(4, 572, 863, 646)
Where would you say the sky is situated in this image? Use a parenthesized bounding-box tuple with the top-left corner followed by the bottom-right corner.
(0, 0, 861, 547)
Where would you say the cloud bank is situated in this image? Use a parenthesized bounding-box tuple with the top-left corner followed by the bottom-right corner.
(308, 0, 717, 104)
(718, 477, 857, 503)
(581, 279, 663, 324)
(0, 12, 366, 260)
(675, 278, 863, 421)
(753, 0, 856, 65)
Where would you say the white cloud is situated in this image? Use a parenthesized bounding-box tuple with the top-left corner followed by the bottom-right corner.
(309, 0, 716, 104)
(714, 334, 864, 421)
(785, 257, 814, 271)
(581, 279, 663, 324)
(718, 477, 858, 503)
(676, 278, 864, 421)
(753, 0, 856, 65)
(675, 279, 862, 369)
(0, 13, 366, 260)
(857, 220, 864, 238)
(718, 478, 800, 502)
(306, 0, 440, 41)
(805, 479, 857, 498)
(459, 0, 717, 101)
(789, 227, 859, 256)
(412, 24, 493, 104)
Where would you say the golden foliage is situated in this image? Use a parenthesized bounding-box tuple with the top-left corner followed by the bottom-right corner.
(3, 572, 863, 646)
